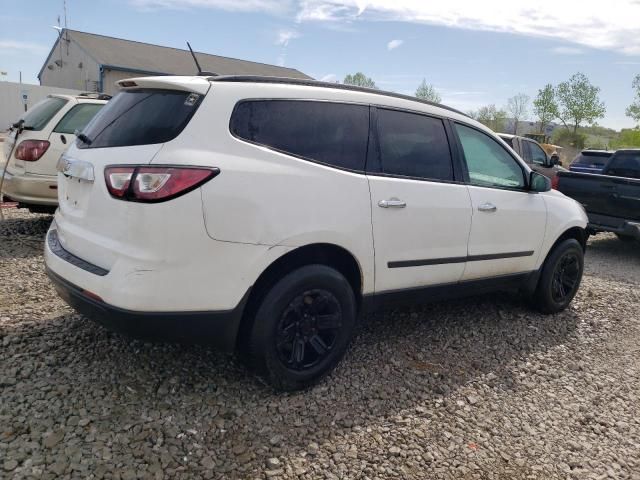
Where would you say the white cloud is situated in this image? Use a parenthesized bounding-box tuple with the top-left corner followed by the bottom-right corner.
(132, 0, 290, 12)
(0, 40, 47, 55)
(387, 39, 403, 51)
(320, 73, 338, 82)
(130, 0, 640, 55)
(551, 46, 585, 55)
(276, 29, 300, 46)
(295, 0, 640, 55)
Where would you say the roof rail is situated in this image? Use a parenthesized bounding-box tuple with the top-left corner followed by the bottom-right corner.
(208, 75, 469, 118)
(77, 92, 112, 100)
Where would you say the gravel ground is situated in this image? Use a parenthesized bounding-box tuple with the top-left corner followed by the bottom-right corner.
(1, 209, 639, 480)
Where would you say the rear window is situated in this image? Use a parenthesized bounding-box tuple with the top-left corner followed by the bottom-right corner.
(572, 151, 612, 167)
(230, 100, 369, 171)
(53, 103, 104, 134)
(78, 89, 203, 149)
(21, 97, 68, 131)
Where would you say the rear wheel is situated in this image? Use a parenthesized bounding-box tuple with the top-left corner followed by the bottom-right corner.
(241, 265, 357, 391)
(616, 233, 637, 243)
(532, 239, 584, 314)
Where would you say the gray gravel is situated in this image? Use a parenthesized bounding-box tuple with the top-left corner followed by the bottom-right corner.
(1, 209, 639, 480)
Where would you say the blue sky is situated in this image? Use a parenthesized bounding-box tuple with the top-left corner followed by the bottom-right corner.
(2, 0, 640, 129)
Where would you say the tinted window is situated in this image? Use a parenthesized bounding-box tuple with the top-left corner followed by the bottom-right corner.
(606, 152, 640, 179)
(53, 103, 104, 134)
(526, 141, 547, 165)
(455, 124, 525, 189)
(231, 100, 369, 171)
(78, 89, 202, 149)
(21, 97, 67, 131)
(572, 151, 612, 167)
(377, 109, 453, 181)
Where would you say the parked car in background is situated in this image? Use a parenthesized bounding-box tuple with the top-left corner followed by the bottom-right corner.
(45, 75, 588, 391)
(558, 149, 640, 242)
(569, 149, 614, 175)
(1, 93, 109, 213)
(498, 133, 565, 188)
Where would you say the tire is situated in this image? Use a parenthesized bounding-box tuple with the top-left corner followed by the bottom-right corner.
(532, 238, 584, 314)
(616, 234, 636, 243)
(241, 264, 357, 391)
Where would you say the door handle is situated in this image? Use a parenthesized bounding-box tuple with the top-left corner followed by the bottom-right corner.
(478, 202, 497, 212)
(378, 198, 406, 208)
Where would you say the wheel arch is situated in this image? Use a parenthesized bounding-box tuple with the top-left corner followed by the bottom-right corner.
(236, 243, 364, 349)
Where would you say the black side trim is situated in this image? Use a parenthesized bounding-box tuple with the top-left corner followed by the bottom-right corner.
(48, 230, 109, 276)
(46, 268, 250, 352)
(388, 250, 534, 268)
(363, 271, 537, 313)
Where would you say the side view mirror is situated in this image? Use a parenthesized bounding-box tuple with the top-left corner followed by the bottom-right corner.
(549, 153, 560, 166)
(530, 171, 551, 192)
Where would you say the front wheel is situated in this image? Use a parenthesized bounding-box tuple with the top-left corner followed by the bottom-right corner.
(241, 265, 357, 391)
(532, 239, 584, 314)
(616, 233, 637, 243)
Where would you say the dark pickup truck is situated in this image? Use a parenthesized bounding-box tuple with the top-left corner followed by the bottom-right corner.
(557, 149, 640, 241)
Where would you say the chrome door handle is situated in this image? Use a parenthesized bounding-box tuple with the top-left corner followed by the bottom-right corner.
(378, 198, 406, 208)
(478, 202, 497, 212)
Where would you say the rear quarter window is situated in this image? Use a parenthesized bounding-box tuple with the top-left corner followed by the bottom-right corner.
(54, 103, 104, 134)
(78, 89, 203, 149)
(230, 100, 369, 172)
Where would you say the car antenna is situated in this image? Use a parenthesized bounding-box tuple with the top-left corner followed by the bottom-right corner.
(186, 42, 217, 77)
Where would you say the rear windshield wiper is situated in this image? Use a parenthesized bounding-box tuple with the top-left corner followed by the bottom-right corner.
(75, 130, 92, 146)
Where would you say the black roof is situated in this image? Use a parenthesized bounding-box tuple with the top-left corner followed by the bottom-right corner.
(209, 75, 469, 118)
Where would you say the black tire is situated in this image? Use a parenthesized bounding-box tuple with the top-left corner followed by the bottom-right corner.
(532, 238, 584, 314)
(616, 234, 636, 243)
(241, 264, 357, 391)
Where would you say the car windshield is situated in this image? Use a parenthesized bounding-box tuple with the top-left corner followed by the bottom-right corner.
(20, 97, 68, 131)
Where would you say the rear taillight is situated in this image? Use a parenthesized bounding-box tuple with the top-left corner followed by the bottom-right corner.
(551, 175, 559, 190)
(104, 166, 219, 203)
(15, 140, 50, 161)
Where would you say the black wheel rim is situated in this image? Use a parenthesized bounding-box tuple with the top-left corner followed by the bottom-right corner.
(551, 252, 581, 303)
(276, 289, 343, 371)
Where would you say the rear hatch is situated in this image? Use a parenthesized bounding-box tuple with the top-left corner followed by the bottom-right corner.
(56, 77, 210, 269)
(4, 96, 69, 176)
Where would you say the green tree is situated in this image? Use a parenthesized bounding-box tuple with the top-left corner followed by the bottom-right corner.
(506, 93, 530, 135)
(611, 128, 640, 149)
(625, 74, 640, 125)
(533, 84, 558, 132)
(556, 72, 606, 134)
(472, 104, 507, 132)
(415, 79, 441, 103)
(343, 72, 377, 89)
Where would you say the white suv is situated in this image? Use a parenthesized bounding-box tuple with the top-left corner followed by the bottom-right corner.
(2, 93, 108, 213)
(44, 76, 588, 390)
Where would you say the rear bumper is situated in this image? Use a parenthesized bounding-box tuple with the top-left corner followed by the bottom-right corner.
(588, 213, 640, 239)
(0, 169, 58, 206)
(46, 267, 249, 352)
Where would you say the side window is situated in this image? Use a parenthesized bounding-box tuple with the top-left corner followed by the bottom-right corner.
(455, 123, 525, 189)
(376, 109, 453, 181)
(54, 103, 104, 135)
(606, 153, 640, 179)
(526, 141, 547, 165)
(230, 100, 369, 171)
